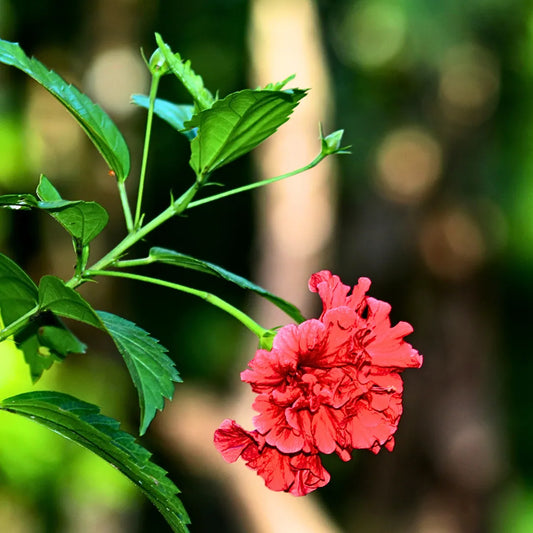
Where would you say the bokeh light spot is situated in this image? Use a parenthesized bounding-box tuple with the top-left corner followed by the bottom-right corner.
(375, 127, 442, 204)
(84, 47, 149, 118)
(335, 0, 406, 69)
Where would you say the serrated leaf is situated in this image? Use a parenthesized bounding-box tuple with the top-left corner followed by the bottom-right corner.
(132, 95, 196, 140)
(154, 33, 214, 111)
(0, 391, 190, 532)
(185, 88, 307, 178)
(0, 39, 130, 181)
(96, 311, 181, 435)
(149, 247, 305, 323)
(0, 254, 85, 381)
(262, 74, 296, 91)
(38, 275, 102, 329)
(36, 176, 109, 246)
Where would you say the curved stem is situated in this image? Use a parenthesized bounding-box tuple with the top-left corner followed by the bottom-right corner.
(187, 153, 324, 209)
(85, 269, 267, 339)
(134, 72, 161, 230)
(0, 304, 39, 342)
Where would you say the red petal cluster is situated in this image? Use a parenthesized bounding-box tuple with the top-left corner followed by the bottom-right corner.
(214, 271, 423, 496)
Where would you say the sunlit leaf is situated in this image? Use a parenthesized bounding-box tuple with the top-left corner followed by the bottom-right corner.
(154, 33, 214, 111)
(96, 311, 182, 435)
(36, 176, 109, 246)
(149, 247, 305, 323)
(131, 95, 196, 140)
(0, 391, 190, 533)
(0, 39, 130, 181)
(185, 87, 307, 179)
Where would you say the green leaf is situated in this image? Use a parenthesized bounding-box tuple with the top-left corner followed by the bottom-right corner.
(149, 247, 305, 323)
(0, 254, 86, 381)
(17, 312, 87, 381)
(185, 87, 307, 179)
(0, 391, 190, 533)
(154, 33, 214, 111)
(0, 38, 130, 181)
(38, 275, 102, 329)
(262, 74, 296, 91)
(36, 176, 109, 246)
(0, 253, 38, 324)
(0, 193, 39, 210)
(132, 95, 196, 140)
(96, 311, 182, 435)
(320, 127, 351, 156)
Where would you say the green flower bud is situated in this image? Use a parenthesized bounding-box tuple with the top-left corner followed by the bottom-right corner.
(148, 48, 170, 76)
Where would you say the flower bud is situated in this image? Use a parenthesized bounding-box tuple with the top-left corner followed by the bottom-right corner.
(148, 48, 170, 76)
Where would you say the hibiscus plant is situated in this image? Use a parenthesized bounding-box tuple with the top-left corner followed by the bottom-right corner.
(0, 33, 421, 532)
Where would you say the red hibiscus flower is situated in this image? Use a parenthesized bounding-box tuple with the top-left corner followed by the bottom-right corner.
(214, 271, 423, 495)
(214, 419, 331, 496)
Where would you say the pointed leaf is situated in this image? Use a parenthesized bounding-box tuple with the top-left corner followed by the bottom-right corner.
(38, 275, 102, 329)
(0, 39, 130, 181)
(36, 176, 109, 245)
(185, 87, 307, 178)
(131, 95, 196, 140)
(0, 391, 190, 533)
(0, 253, 38, 324)
(96, 311, 182, 435)
(154, 33, 214, 111)
(149, 247, 305, 323)
(0, 254, 85, 381)
(262, 74, 296, 91)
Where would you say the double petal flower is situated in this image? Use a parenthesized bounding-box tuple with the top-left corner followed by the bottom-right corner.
(214, 271, 423, 496)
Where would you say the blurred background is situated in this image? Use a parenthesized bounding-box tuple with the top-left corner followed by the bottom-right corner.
(0, 0, 530, 531)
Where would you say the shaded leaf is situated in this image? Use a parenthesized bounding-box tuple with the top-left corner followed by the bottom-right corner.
(0, 391, 190, 533)
(0, 254, 86, 381)
(38, 275, 102, 329)
(132, 95, 196, 140)
(36, 176, 109, 246)
(0, 38, 130, 181)
(149, 247, 305, 323)
(96, 311, 182, 435)
(154, 33, 214, 111)
(185, 87, 307, 178)
(0, 253, 38, 324)
(17, 312, 87, 381)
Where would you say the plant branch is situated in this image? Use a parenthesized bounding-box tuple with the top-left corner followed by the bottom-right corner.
(134, 72, 161, 230)
(118, 180, 134, 232)
(0, 304, 40, 343)
(187, 153, 325, 209)
(85, 269, 268, 339)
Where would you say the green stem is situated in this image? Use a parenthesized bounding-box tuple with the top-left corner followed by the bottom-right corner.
(0, 304, 40, 342)
(113, 257, 154, 268)
(187, 153, 325, 209)
(71, 181, 200, 285)
(85, 269, 267, 339)
(118, 180, 134, 232)
(134, 72, 161, 230)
